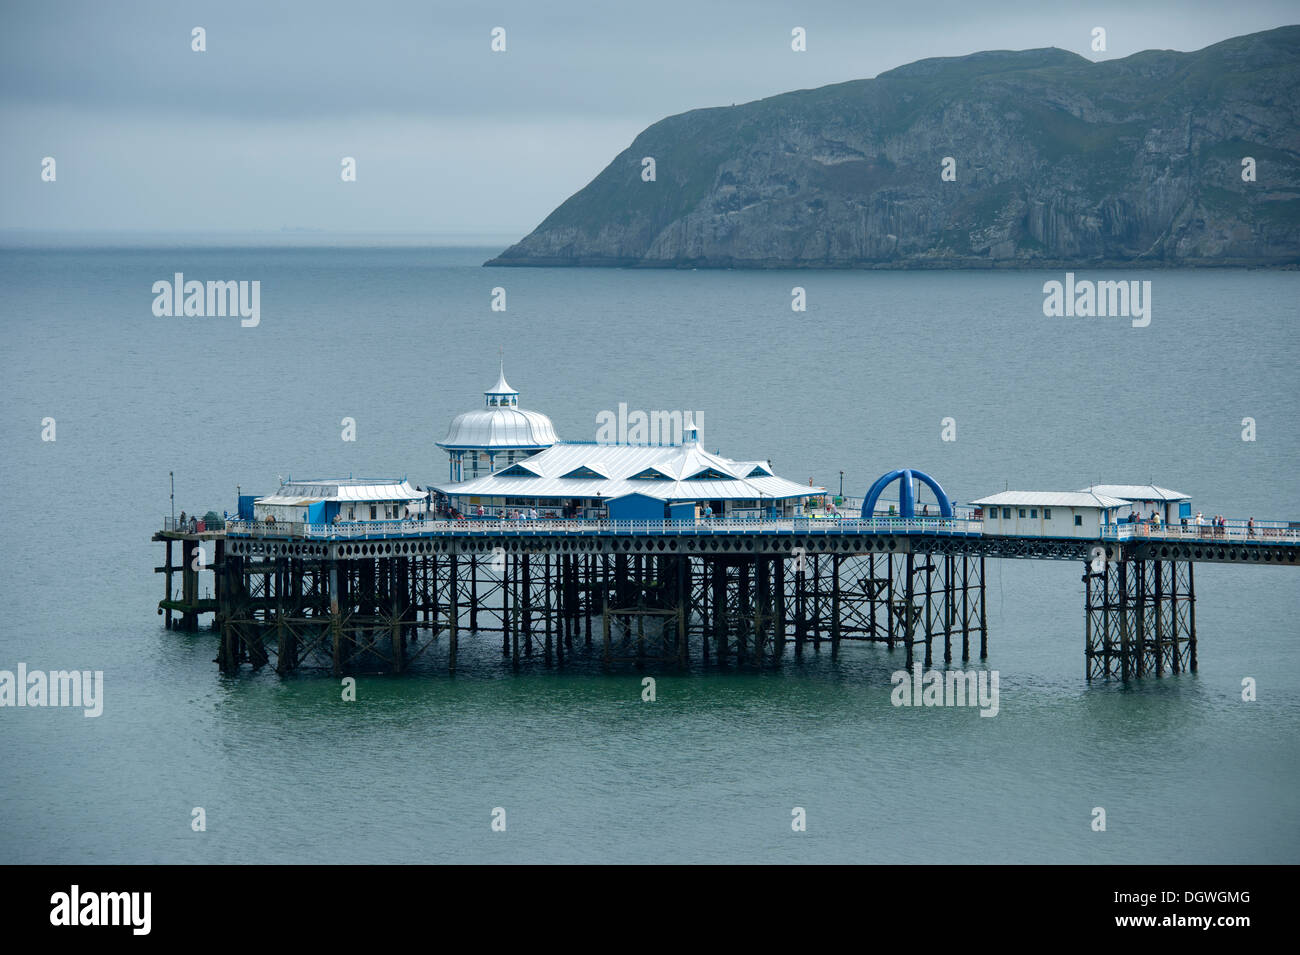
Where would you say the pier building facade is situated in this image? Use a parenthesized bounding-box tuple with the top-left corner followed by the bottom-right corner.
(971, 490, 1126, 538)
(1079, 484, 1192, 524)
(252, 479, 429, 524)
(435, 434, 823, 520)
(433, 371, 823, 520)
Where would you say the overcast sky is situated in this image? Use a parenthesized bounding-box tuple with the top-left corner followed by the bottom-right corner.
(2, 0, 1295, 237)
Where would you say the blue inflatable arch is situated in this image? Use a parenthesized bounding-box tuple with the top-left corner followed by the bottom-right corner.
(861, 468, 953, 519)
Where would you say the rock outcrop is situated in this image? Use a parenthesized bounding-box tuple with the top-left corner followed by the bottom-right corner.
(487, 27, 1300, 268)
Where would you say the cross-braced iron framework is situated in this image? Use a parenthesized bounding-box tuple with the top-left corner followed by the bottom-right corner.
(1084, 556, 1196, 680)
(206, 542, 991, 677)
(150, 524, 1285, 679)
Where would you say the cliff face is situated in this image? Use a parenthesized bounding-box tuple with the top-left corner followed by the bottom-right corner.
(487, 28, 1300, 268)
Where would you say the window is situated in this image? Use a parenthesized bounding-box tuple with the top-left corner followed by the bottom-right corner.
(1044, 508, 1051, 520)
(1018, 509, 1026, 518)
(1074, 515, 1083, 526)
(369, 505, 377, 520)
(1002, 508, 1011, 519)
(1030, 509, 1037, 518)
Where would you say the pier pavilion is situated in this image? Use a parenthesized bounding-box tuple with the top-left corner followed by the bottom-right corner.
(434, 431, 823, 521)
(433, 372, 824, 520)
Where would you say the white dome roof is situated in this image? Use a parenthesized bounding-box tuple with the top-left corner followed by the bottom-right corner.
(438, 406, 558, 450)
(437, 364, 559, 450)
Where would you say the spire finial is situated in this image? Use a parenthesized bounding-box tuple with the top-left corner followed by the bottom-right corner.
(485, 353, 517, 406)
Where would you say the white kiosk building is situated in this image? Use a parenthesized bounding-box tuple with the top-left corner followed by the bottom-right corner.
(1079, 484, 1191, 524)
(971, 490, 1127, 539)
(252, 478, 429, 524)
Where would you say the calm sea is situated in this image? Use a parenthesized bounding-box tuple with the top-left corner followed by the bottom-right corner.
(1, 241, 1297, 863)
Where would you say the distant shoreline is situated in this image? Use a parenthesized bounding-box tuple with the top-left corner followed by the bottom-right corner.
(484, 256, 1300, 270)
(0, 230, 522, 251)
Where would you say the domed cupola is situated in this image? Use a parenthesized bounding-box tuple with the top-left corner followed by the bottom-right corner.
(437, 362, 558, 482)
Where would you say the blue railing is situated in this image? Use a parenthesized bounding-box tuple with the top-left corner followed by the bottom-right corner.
(1100, 519, 1300, 545)
(223, 516, 986, 540)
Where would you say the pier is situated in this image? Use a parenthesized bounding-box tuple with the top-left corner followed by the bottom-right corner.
(153, 512, 1300, 680)
(150, 369, 1300, 681)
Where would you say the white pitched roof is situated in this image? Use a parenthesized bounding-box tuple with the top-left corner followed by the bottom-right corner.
(435, 442, 820, 502)
(971, 490, 1127, 509)
(256, 479, 427, 505)
(1078, 484, 1190, 502)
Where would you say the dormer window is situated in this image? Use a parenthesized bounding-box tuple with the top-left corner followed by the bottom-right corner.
(561, 465, 606, 479)
(686, 467, 733, 481)
(496, 463, 541, 478)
